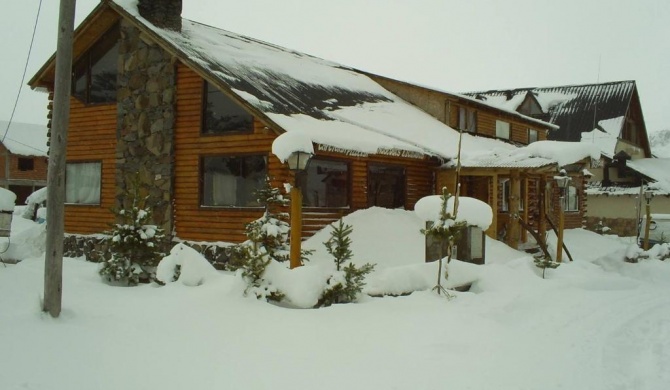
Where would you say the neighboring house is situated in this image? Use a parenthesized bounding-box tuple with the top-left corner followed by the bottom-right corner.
(0, 121, 48, 205)
(465, 81, 661, 236)
(28, 0, 593, 258)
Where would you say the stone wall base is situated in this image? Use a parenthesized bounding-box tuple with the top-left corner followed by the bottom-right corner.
(63, 234, 242, 270)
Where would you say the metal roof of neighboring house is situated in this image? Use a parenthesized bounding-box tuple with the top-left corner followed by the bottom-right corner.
(464, 81, 636, 142)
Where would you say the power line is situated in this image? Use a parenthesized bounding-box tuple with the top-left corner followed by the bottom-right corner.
(2, 0, 45, 143)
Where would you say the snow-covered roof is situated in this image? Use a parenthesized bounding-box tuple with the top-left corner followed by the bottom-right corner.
(580, 116, 625, 157)
(0, 121, 48, 157)
(627, 158, 670, 193)
(106, 0, 533, 162)
(465, 81, 636, 143)
(453, 140, 600, 170)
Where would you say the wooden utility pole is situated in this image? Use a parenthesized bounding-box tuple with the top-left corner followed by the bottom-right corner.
(44, 0, 76, 318)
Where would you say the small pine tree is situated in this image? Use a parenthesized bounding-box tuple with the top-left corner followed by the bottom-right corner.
(99, 176, 166, 285)
(317, 219, 375, 307)
(324, 219, 353, 271)
(420, 188, 467, 295)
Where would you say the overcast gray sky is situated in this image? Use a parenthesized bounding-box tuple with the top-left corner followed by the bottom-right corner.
(2, 0, 669, 132)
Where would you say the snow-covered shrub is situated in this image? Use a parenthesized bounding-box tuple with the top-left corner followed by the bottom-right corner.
(22, 187, 46, 221)
(316, 219, 375, 307)
(99, 178, 166, 286)
(156, 243, 219, 286)
(236, 177, 293, 301)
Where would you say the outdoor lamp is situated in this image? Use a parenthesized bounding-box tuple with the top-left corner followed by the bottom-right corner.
(287, 151, 313, 173)
(555, 173, 571, 191)
(644, 189, 654, 204)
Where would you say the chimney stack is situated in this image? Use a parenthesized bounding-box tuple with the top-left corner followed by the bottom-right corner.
(138, 0, 182, 32)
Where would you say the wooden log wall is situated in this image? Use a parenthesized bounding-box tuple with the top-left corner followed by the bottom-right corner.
(64, 97, 117, 234)
(174, 63, 439, 243)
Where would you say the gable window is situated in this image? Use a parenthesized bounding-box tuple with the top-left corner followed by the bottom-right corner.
(65, 162, 101, 205)
(301, 158, 349, 208)
(18, 158, 34, 171)
(368, 164, 405, 209)
(458, 107, 477, 133)
(528, 129, 538, 144)
(203, 81, 254, 134)
(201, 155, 266, 207)
(72, 24, 119, 104)
(563, 184, 579, 212)
(496, 120, 510, 140)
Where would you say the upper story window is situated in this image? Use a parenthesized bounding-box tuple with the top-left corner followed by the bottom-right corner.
(496, 120, 510, 140)
(528, 128, 538, 144)
(18, 158, 34, 171)
(202, 81, 254, 134)
(72, 24, 120, 104)
(458, 107, 477, 133)
(301, 158, 349, 208)
(201, 155, 267, 207)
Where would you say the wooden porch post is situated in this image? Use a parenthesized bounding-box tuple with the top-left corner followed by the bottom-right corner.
(488, 174, 498, 239)
(538, 176, 547, 240)
(507, 171, 521, 249)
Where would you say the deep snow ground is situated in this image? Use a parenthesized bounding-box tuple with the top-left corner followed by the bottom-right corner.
(1, 207, 669, 390)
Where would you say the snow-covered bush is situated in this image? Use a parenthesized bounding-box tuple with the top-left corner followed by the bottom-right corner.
(156, 243, 219, 286)
(316, 219, 375, 307)
(99, 178, 166, 286)
(236, 177, 293, 301)
(22, 187, 46, 221)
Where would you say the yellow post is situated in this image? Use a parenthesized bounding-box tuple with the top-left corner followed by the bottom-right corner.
(557, 195, 565, 263)
(290, 186, 303, 269)
(643, 203, 651, 251)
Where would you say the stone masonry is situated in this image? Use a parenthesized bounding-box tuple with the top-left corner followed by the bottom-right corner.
(116, 20, 176, 233)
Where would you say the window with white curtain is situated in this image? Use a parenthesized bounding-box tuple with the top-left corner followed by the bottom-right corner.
(201, 155, 266, 207)
(65, 162, 101, 204)
(496, 120, 510, 140)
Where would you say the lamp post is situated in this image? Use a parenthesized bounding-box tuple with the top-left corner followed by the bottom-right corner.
(287, 150, 313, 269)
(555, 172, 571, 263)
(643, 189, 654, 250)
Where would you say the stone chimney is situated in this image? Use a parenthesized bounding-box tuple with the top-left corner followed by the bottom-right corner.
(137, 0, 182, 32)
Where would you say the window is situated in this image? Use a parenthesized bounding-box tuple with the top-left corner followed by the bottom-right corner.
(203, 81, 254, 134)
(496, 120, 510, 140)
(458, 107, 477, 133)
(368, 164, 405, 209)
(18, 158, 34, 171)
(301, 158, 349, 208)
(201, 155, 266, 207)
(563, 185, 579, 212)
(528, 129, 538, 144)
(66, 162, 101, 204)
(72, 24, 119, 104)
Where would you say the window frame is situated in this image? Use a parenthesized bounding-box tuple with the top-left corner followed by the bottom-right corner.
(300, 157, 351, 209)
(201, 81, 254, 135)
(501, 178, 510, 212)
(457, 106, 477, 133)
(563, 184, 579, 212)
(496, 120, 511, 140)
(199, 153, 268, 209)
(528, 128, 538, 144)
(367, 163, 406, 209)
(18, 158, 35, 172)
(65, 161, 102, 205)
(71, 23, 120, 105)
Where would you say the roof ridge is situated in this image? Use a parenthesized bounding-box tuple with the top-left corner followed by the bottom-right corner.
(465, 80, 636, 95)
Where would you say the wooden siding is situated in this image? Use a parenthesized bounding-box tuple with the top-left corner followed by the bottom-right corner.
(64, 97, 117, 234)
(174, 63, 440, 243)
(371, 75, 551, 146)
